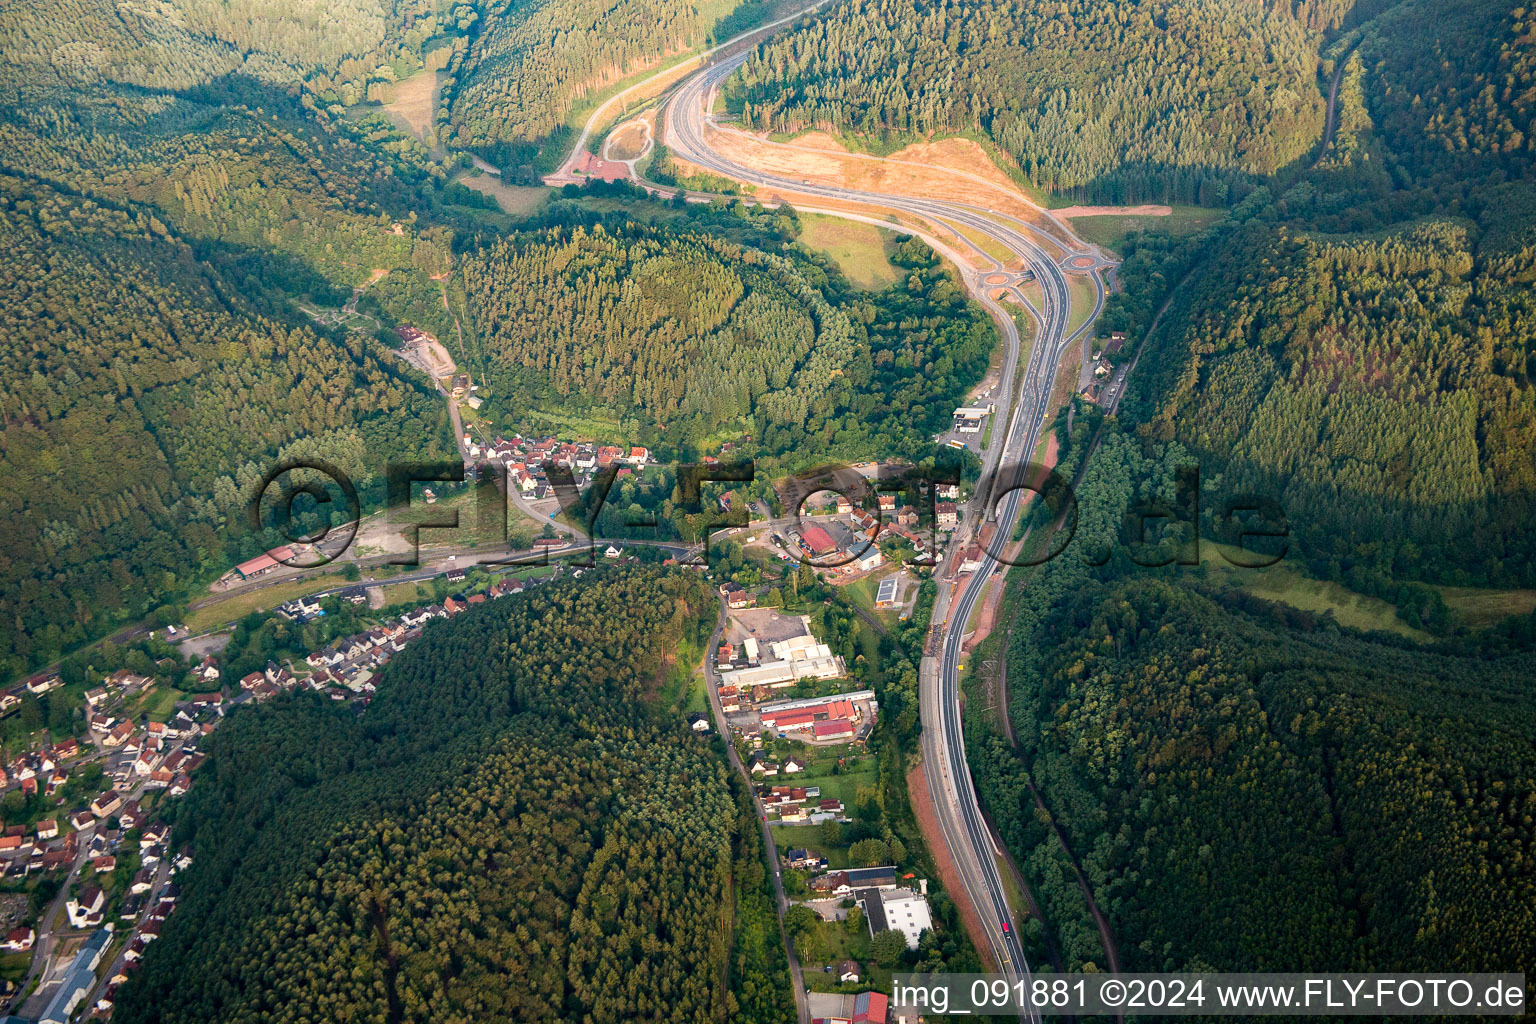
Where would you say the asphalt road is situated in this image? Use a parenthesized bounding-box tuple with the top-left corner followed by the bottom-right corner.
(545, 0, 833, 184)
(701, 597, 812, 1024)
(664, 50, 1108, 1017)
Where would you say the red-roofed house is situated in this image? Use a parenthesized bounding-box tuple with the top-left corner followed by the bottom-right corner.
(800, 526, 837, 556)
(813, 718, 854, 740)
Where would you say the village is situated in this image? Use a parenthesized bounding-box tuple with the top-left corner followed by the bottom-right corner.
(0, 561, 579, 1023)
(701, 576, 937, 1024)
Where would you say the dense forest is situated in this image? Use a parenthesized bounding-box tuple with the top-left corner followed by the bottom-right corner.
(0, 0, 446, 104)
(460, 212, 996, 458)
(728, 0, 1329, 204)
(962, 0, 1536, 985)
(1111, 0, 1536, 590)
(1127, 215, 1536, 589)
(0, 0, 479, 677)
(971, 430, 1536, 975)
(0, 171, 450, 680)
(112, 569, 790, 1023)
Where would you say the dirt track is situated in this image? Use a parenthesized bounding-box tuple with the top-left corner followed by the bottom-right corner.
(1054, 203, 1172, 218)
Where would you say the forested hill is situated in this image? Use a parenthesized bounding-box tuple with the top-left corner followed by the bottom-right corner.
(112, 569, 780, 1024)
(459, 218, 996, 455)
(972, 430, 1536, 977)
(0, 51, 469, 680)
(0, 0, 440, 103)
(728, 0, 1329, 204)
(0, 170, 450, 682)
(1108, 0, 1536, 592)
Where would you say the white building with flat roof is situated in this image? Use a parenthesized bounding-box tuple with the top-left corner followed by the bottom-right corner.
(858, 886, 933, 950)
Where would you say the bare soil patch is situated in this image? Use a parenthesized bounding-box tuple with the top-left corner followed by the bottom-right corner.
(1055, 203, 1172, 219)
(702, 125, 1071, 256)
(907, 763, 997, 971)
(606, 119, 651, 161)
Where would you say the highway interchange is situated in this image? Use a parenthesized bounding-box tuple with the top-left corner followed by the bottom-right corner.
(662, 45, 1109, 1019)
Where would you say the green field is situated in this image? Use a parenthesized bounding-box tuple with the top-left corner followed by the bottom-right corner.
(186, 571, 355, 633)
(1200, 543, 1431, 640)
(843, 574, 899, 626)
(1064, 271, 1101, 338)
(1438, 585, 1536, 629)
(942, 217, 1018, 267)
(797, 212, 901, 290)
(455, 174, 551, 218)
(131, 685, 186, 722)
(1069, 205, 1222, 253)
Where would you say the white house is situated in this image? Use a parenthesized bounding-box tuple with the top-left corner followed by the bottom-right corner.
(858, 886, 933, 950)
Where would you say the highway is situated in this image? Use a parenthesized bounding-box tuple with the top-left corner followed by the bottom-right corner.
(664, 48, 1107, 1014)
(546, 0, 832, 183)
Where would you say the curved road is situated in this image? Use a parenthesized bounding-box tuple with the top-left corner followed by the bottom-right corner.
(547, 0, 832, 182)
(664, 49, 1107, 1019)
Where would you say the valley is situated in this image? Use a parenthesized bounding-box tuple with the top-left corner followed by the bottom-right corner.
(0, 0, 1533, 1019)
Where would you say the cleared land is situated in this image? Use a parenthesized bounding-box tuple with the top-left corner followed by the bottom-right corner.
(1200, 543, 1430, 641)
(381, 69, 442, 154)
(605, 119, 652, 161)
(697, 127, 1071, 253)
(1439, 586, 1536, 629)
(1069, 205, 1222, 253)
(456, 175, 551, 217)
(186, 571, 354, 632)
(797, 212, 900, 289)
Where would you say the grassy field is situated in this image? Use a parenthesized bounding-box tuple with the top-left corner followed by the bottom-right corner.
(942, 217, 1018, 267)
(843, 573, 899, 626)
(1200, 543, 1431, 641)
(131, 685, 186, 722)
(1439, 585, 1536, 629)
(455, 174, 551, 218)
(380, 69, 443, 155)
(797, 212, 901, 290)
(412, 485, 542, 549)
(381, 580, 436, 607)
(1064, 272, 1100, 338)
(187, 571, 354, 632)
(519, 406, 635, 441)
(1070, 205, 1222, 253)
(0, 951, 31, 985)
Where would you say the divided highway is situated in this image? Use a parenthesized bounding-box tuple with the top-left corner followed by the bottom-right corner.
(664, 48, 1108, 1019)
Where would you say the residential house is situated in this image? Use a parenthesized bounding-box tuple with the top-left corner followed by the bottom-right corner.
(90, 792, 123, 819)
(957, 544, 985, 574)
(67, 886, 105, 928)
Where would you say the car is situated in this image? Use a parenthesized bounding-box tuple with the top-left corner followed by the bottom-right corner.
(1002, 923, 1011, 934)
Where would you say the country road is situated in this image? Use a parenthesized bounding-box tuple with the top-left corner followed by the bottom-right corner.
(701, 597, 812, 1024)
(663, 47, 1109, 1019)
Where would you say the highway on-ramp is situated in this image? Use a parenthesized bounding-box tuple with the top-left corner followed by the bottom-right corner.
(664, 48, 1108, 1019)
